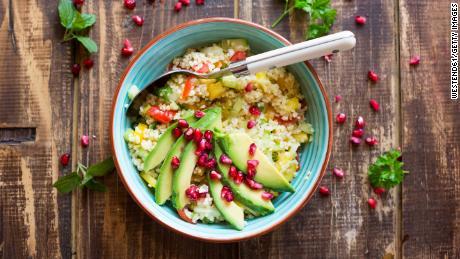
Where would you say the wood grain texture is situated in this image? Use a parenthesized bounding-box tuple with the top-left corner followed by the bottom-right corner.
(238, 1, 400, 258)
(399, 1, 460, 258)
(73, 1, 238, 259)
(0, 0, 74, 258)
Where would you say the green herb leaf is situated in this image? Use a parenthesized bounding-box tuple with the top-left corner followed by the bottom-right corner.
(368, 149, 408, 189)
(58, 0, 76, 29)
(53, 172, 82, 193)
(72, 13, 96, 31)
(86, 157, 115, 177)
(83, 178, 108, 192)
(74, 35, 98, 53)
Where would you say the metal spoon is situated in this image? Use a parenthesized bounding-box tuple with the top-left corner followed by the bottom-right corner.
(126, 31, 356, 118)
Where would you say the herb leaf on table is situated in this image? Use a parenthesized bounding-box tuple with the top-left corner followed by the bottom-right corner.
(368, 149, 408, 189)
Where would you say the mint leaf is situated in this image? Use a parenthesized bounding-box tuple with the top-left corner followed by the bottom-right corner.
(53, 172, 82, 193)
(72, 13, 96, 31)
(368, 149, 408, 189)
(84, 178, 107, 192)
(75, 36, 98, 53)
(58, 0, 76, 29)
(87, 157, 115, 177)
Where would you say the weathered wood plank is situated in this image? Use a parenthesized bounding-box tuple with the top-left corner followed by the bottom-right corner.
(74, 1, 238, 259)
(238, 1, 400, 258)
(0, 0, 74, 258)
(399, 1, 460, 258)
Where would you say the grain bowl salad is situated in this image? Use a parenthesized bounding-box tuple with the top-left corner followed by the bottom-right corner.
(124, 39, 313, 230)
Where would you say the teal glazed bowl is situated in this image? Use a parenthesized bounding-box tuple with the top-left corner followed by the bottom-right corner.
(111, 18, 332, 242)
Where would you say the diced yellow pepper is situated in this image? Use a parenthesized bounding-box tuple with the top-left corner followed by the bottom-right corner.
(256, 72, 267, 80)
(198, 78, 217, 84)
(286, 97, 300, 111)
(207, 81, 227, 100)
(293, 133, 309, 143)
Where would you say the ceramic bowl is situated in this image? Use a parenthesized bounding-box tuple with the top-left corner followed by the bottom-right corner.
(111, 17, 332, 242)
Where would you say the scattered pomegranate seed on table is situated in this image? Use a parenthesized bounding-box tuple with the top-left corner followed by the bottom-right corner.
(355, 15, 366, 25)
(261, 191, 274, 200)
(324, 54, 333, 62)
(368, 70, 379, 82)
(247, 120, 256, 129)
(355, 116, 365, 129)
(60, 153, 70, 166)
(409, 55, 420, 65)
(249, 143, 257, 156)
(352, 128, 364, 138)
(365, 136, 378, 146)
(80, 135, 89, 147)
(174, 2, 182, 11)
(369, 99, 380, 111)
(180, 0, 190, 5)
(368, 198, 377, 209)
(373, 187, 385, 196)
(336, 113, 346, 124)
(121, 39, 134, 56)
(71, 64, 81, 76)
(171, 156, 180, 169)
(195, 0, 205, 5)
(333, 167, 345, 178)
(335, 95, 342, 103)
(83, 58, 94, 69)
(209, 170, 222, 180)
(319, 186, 330, 196)
(194, 110, 205, 118)
(124, 0, 136, 10)
(350, 136, 361, 146)
(131, 15, 144, 26)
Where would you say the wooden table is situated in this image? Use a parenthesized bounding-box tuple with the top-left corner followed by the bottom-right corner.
(1, 0, 458, 258)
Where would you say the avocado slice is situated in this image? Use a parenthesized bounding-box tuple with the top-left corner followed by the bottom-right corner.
(140, 171, 157, 189)
(207, 172, 246, 230)
(214, 143, 275, 215)
(219, 133, 295, 192)
(155, 108, 220, 205)
(220, 39, 249, 52)
(172, 109, 222, 209)
(143, 116, 196, 172)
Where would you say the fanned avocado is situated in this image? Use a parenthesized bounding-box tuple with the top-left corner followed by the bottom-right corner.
(219, 133, 294, 192)
(156, 108, 221, 205)
(214, 143, 275, 215)
(143, 116, 196, 172)
(172, 108, 222, 210)
(207, 172, 245, 230)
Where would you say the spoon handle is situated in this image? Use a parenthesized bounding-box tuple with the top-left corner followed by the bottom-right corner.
(244, 31, 355, 74)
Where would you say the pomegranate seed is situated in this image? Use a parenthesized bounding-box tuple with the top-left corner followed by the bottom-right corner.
(132, 15, 144, 26)
(247, 160, 259, 169)
(177, 119, 189, 128)
(184, 127, 194, 141)
(247, 120, 256, 129)
(179, 0, 190, 5)
(205, 158, 216, 169)
(121, 39, 134, 56)
(369, 99, 380, 111)
(195, 0, 205, 5)
(80, 135, 89, 147)
(244, 178, 263, 190)
(368, 70, 379, 82)
(174, 1, 182, 11)
(355, 116, 365, 129)
(355, 15, 366, 25)
(249, 106, 261, 116)
(324, 54, 333, 62)
(336, 113, 346, 124)
(409, 55, 420, 65)
(73, 0, 84, 5)
(205, 141, 213, 151)
(204, 130, 213, 141)
(194, 110, 205, 118)
(234, 171, 244, 184)
(335, 95, 342, 103)
(374, 187, 385, 196)
(245, 82, 254, 92)
(261, 191, 274, 200)
(60, 153, 70, 166)
(185, 185, 198, 201)
(368, 198, 377, 209)
(71, 64, 81, 76)
(172, 127, 182, 138)
(193, 128, 202, 143)
(197, 153, 208, 167)
(171, 156, 180, 169)
(197, 139, 207, 152)
(229, 166, 238, 178)
(247, 168, 256, 179)
(219, 154, 233, 165)
(333, 167, 345, 178)
(365, 136, 378, 146)
(198, 189, 208, 198)
(319, 186, 330, 196)
(221, 186, 234, 202)
(209, 170, 221, 180)
(350, 136, 361, 146)
(249, 143, 257, 156)
(352, 128, 364, 138)
(124, 0, 136, 9)
(83, 58, 94, 69)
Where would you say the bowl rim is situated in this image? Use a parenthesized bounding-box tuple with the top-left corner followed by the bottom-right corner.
(110, 17, 332, 243)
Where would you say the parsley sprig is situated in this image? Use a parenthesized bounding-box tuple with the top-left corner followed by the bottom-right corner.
(58, 0, 98, 53)
(272, 0, 337, 40)
(368, 149, 408, 189)
(53, 157, 114, 193)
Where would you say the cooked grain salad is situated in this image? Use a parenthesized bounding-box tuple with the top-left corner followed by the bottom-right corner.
(124, 39, 313, 230)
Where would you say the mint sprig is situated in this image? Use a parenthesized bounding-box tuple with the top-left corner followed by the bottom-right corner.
(272, 0, 337, 40)
(58, 0, 98, 53)
(53, 157, 114, 193)
(368, 149, 408, 189)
